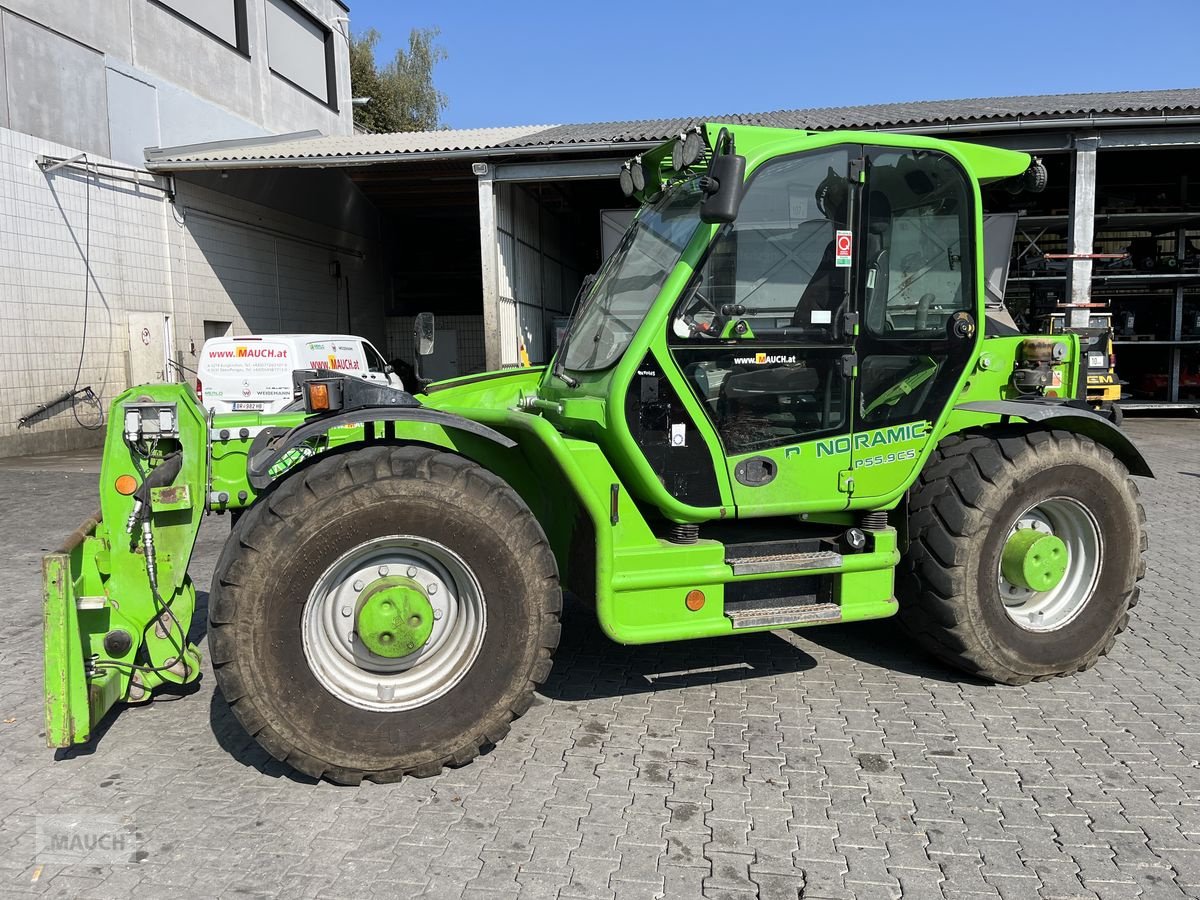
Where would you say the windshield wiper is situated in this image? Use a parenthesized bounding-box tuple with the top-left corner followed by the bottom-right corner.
(552, 273, 596, 388)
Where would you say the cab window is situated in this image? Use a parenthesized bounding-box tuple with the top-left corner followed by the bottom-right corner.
(364, 342, 388, 374)
(856, 147, 977, 429)
(668, 148, 854, 454)
(860, 149, 973, 338)
(672, 148, 852, 344)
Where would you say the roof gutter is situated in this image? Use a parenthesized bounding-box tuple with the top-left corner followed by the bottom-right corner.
(145, 139, 662, 173)
(882, 112, 1200, 134)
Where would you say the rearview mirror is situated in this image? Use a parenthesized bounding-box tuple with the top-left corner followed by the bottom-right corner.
(700, 153, 747, 223)
(700, 130, 747, 224)
(415, 312, 435, 356)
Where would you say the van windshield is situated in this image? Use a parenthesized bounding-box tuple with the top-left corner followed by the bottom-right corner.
(561, 179, 704, 372)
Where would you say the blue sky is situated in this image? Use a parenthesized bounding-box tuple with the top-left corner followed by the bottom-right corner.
(344, 0, 1198, 129)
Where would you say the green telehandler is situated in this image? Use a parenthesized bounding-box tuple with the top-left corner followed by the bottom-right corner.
(44, 124, 1150, 784)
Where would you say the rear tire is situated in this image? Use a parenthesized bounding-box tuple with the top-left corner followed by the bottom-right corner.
(897, 430, 1146, 684)
(208, 445, 561, 784)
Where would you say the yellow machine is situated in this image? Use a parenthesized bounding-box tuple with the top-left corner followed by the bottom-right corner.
(1044, 311, 1123, 417)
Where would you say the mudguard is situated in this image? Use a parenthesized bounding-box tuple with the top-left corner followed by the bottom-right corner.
(954, 400, 1153, 478)
(246, 407, 518, 489)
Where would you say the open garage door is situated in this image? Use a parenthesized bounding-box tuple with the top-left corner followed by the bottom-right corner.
(495, 182, 586, 366)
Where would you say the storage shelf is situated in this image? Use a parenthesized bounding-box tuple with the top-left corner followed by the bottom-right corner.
(1017, 212, 1200, 229)
(1010, 273, 1200, 284)
(1119, 400, 1200, 412)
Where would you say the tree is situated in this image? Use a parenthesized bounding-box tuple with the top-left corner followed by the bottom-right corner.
(349, 27, 448, 134)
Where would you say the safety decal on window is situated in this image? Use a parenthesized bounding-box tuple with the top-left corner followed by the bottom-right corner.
(835, 230, 853, 268)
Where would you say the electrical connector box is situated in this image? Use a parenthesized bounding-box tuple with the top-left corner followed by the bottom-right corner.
(123, 402, 178, 443)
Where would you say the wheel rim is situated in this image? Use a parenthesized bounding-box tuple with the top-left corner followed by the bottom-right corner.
(302, 535, 486, 711)
(997, 497, 1102, 632)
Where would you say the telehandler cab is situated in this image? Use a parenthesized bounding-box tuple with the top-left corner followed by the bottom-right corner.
(44, 124, 1150, 784)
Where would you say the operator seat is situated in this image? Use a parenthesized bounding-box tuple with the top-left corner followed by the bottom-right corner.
(790, 240, 841, 327)
(790, 191, 892, 330)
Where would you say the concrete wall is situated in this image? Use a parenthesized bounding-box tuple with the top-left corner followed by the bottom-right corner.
(0, 0, 353, 168)
(0, 124, 383, 457)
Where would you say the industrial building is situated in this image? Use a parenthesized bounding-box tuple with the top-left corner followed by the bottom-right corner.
(0, 0, 378, 456)
(1, 3, 1197, 458)
(146, 90, 1200, 410)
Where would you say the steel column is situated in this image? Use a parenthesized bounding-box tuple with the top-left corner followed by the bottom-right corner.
(1066, 136, 1100, 307)
(1170, 226, 1186, 402)
(476, 164, 502, 371)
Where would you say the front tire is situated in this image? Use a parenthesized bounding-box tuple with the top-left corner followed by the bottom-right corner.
(208, 445, 561, 784)
(898, 430, 1146, 684)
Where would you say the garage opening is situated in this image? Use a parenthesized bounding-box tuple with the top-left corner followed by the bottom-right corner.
(349, 159, 634, 377)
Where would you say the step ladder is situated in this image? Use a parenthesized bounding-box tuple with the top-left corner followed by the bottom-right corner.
(723, 539, 843, 629)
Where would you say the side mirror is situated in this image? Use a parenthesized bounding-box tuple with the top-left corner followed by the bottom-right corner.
(700, 130, 747, 225)
(415, 312, 435, 356)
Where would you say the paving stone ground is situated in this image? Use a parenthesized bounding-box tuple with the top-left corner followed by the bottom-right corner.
(0, 418, 1198, 899)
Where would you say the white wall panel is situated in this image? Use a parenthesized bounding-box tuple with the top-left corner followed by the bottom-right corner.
(0, 124, 383, 456)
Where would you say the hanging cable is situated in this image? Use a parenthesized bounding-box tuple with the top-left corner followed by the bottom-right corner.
(69, 157, 104, 430)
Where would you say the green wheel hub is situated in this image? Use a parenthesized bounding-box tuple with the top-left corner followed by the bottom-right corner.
(1001, 529, 1068, 593)
(355, 577, 435, 658)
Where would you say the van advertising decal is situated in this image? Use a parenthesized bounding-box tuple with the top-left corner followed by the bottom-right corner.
(202, 342, 290, 377)
(207, 346, 289, 360)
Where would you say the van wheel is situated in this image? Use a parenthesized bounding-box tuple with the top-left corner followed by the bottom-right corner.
(897, 430, 1146, 684)
(208, 445, 561, 783)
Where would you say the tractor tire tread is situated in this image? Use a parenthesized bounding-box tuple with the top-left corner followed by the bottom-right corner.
(898, 430, 1146, 685)
(209, 444, 560, 784)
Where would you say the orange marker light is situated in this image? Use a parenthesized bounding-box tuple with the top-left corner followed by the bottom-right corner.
(685, 590, 705, 611)
(115, 474, 138, 496)
(308, 383, 330, 411)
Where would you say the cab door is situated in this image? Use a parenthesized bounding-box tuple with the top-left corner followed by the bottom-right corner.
(667, 145, 863, 515)
(849, 146, 981, 500)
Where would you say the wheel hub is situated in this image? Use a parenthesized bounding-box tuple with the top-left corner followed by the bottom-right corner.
(1001, 529, 1068, 592)
(301, 535, 487, 711)
(996, 497, 1102, 633)
(355, 577, 435, 658)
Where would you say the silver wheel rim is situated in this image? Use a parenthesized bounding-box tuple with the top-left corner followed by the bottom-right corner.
(997, 497, 1102, 632)
(301, 535, 486, 711)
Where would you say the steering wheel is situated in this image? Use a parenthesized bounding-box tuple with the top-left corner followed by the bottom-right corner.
(676, 285, 725, 339)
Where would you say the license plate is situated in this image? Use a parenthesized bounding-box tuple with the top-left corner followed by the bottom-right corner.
(232, 402, 264, 411)
(1088, 353, 1107, 369)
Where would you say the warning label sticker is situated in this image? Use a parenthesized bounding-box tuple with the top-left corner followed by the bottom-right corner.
(835, 230, 853, 268)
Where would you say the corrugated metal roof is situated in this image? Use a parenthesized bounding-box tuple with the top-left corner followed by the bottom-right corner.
(146, 124, 556, 166)
(145, 88, 1200, 169)
(501, 89, 1200, 147)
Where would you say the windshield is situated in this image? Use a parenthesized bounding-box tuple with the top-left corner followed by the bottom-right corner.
(561, 179, 704, 372)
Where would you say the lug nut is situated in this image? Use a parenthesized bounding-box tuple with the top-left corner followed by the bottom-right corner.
(353, 580, 364, 592)
(427, 584, 438, 595)
(379, 565, 389, 576)
(407, 567, 417, 577)
(341, 606, 352, 617)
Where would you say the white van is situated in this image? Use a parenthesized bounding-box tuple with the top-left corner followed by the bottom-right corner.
(196, 333, 400, 414)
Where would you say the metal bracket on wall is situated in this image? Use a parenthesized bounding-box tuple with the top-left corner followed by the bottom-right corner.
(37, 155, 176, 200)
